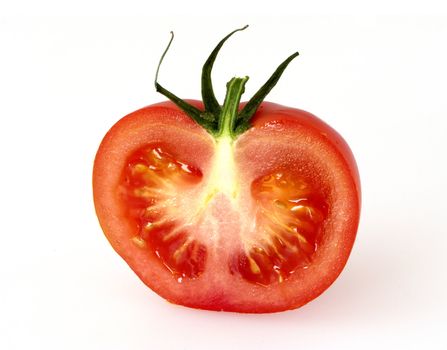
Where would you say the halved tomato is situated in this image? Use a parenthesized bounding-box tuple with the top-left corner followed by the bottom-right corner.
(93, 26, 360, 313)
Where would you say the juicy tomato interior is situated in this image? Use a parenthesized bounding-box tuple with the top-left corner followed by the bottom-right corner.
(121, 145, 206, 280)
(121, 143, 329, 287)
(231, 171, 328, 286)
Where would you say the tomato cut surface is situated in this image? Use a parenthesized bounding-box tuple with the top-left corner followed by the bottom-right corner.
(94, 26, 360, 313)
(122, 145, 206, 280)
(93, 101, 360, 313)
(231, 170, 328, 286)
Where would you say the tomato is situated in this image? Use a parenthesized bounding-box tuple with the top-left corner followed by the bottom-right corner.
(93, 26, 360, 313)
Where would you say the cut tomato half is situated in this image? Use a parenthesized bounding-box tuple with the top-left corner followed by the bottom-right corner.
(93, 27, 360, 313)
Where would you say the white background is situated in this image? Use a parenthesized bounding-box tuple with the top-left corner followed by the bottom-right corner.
(1, 2, 447, 349)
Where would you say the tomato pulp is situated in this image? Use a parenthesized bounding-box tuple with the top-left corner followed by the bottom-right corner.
(93, 27, 360, 313)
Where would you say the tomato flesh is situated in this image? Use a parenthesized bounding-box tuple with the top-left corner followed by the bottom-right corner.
(231, 171, 328, 286)
(122, 145, 206, 280)
(121, 142, 329, 287)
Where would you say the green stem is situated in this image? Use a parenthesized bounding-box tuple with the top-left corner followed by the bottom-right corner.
(201, 25, 248, 116)
(234, 52, 299, 135)
(153, 26, 299, 140)
(217, 77, 248, 139)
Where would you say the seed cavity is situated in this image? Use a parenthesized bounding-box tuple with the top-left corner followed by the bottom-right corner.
(122, 145, 206, 281)
(231, 171, 328, 286)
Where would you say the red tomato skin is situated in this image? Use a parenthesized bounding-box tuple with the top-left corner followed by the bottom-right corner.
(93, 100, 360, 313)
(249, 102, 361, 207)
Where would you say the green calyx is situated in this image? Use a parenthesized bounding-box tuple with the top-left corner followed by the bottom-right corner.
(154, 25, 298, 140)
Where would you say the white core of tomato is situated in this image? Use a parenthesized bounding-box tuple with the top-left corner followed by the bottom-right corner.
(201, 136, 240, 203)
